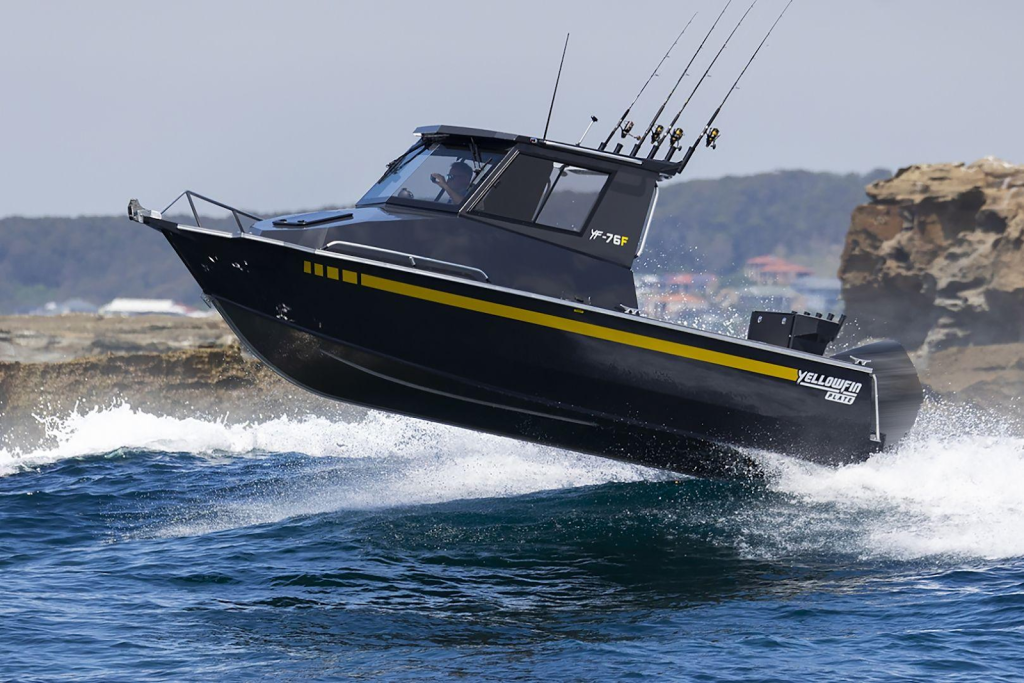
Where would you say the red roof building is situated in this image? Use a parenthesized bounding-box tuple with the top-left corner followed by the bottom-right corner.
(744, 255, 813, 285)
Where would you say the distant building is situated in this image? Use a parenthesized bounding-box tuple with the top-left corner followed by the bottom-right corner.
(29, 298, 98, 316)
(644, 293, 712, 321)
(98, 298, 198, 317)
(635, 272, 719, 321)
(729, 285, 803, 314)
(664, 273, 719, 294)
(792, 276, 844, 314)
(635, 260, 842, 327)
(744, 255, 813, 286)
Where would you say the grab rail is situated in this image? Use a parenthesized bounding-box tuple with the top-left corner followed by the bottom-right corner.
(162, 190, 264, 234)
(323, 240, 490, 283)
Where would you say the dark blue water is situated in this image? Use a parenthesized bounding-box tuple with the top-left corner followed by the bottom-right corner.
(2, 407, 1023, 681)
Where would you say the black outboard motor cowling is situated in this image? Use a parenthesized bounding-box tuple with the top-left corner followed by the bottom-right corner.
(832, 340, 923, 448)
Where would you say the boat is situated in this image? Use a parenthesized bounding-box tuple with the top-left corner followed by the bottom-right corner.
(126, 6, 922, 477)
(127, 122, 921, 477)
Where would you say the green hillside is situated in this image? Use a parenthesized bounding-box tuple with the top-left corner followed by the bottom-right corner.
(0, 169, 887, 313)
(637, 169, 889, 275)
(0, 215, 203, 314)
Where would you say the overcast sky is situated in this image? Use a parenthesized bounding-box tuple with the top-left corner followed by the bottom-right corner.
(1, 0, 1021, 217)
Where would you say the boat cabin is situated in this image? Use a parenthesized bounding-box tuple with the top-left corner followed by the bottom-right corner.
(254, 125, 681, 311)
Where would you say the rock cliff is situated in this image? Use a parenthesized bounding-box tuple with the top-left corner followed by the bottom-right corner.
(0, 315, 359, 449)
(839, 158, 1024, 418)
(840, 158, 1024, 354)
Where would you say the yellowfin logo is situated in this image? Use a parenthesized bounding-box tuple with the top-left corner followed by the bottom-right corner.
(797, 370, 862, 405)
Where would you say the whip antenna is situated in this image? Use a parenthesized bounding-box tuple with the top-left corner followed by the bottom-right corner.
(543, 33, 570, 140)
(598, 14, 697, 152)
(649, 0, 759, 159)
(630, 0, 736, 157)
(672, 0, 794, 167)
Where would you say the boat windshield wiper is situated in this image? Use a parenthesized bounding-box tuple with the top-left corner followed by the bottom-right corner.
(469, 138, 483, 169)
(377, 143, 426, 184)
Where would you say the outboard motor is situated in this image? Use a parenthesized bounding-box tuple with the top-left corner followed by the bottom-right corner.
(749, 311, 923, 449)
(831, 340, 923, 448)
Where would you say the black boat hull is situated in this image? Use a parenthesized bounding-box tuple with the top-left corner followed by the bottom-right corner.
(158, 223, 914, 475)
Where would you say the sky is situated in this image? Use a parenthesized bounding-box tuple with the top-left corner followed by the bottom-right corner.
(1, 0, 1021, 217)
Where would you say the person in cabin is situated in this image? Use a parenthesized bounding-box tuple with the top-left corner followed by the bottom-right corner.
(430, 161, 473, 204)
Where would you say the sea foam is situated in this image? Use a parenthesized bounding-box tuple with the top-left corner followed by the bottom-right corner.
(759, 405, 1024, 560)
(0, 403, 653, 488)
(3, 402, 1022, 560)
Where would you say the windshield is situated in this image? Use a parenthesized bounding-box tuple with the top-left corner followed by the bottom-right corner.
(358, 142, 507, 208)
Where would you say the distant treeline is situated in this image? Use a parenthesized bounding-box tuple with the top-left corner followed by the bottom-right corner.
(0, 169, 886, 313)
(637, 169, 889, 277)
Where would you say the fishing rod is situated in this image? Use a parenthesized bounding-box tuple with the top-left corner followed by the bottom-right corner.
(648, 0, 759, 160)
(671, 0, 794, 167)
(629, 0, 734, 157)
(597, 14, 697, 152)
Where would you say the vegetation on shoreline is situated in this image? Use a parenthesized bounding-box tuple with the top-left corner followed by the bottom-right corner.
(0, 169, 886, 313)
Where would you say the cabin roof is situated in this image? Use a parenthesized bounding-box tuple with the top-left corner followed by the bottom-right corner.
(413, 124, 686, 179)
(414, 124, 518, 142)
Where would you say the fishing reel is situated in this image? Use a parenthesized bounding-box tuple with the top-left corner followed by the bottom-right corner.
(651, 124, 666, 145)
(612, 121, 636, 153)
(669, 127, 684, 148)
(705, 128, 720, 149)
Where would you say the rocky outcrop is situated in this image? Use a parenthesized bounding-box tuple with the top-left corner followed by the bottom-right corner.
(839, 158, 1024, 354)
(839, 158, 1024, 418)
(918, 343, 1024, 416)
(0, 316, 360, 449)
(0, 313, 235, 363)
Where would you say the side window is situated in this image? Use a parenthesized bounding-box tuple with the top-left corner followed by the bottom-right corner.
(473, 155, 609, 233)
(536, 166, 607, 232)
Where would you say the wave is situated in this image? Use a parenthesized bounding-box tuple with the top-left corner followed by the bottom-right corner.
(759, 405, 1024, 561)
(0, 402, 657, 484)
(1, 404, 362, 475)
(3, 402, 1022, 560)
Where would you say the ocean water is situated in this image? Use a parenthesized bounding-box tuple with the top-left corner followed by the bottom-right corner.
(2, 404, 1023, 681)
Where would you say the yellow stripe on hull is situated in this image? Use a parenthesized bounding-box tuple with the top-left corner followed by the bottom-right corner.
(359, 274, 798, 382)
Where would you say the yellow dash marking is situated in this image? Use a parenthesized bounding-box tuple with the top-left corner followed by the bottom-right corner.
(303, 260, 312, 274)
(343, 270, 358, 285)
(327, 266, 340, 280)
(573, 309, 585, 314)
(360, 274, 798, 381)
(314, 263, 324, 277)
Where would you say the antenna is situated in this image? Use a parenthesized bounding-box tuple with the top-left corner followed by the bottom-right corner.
(648, 0, 757, 159)
(672, 0, 794, 167)
(577, 115, 599, 145)
(543, 33, 570, 140)
(598, 15, 697, 152)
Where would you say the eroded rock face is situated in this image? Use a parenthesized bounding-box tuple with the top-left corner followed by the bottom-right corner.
(0, 345, 362, 449)
(839, 157, 1024, 354)
(0, 315, 362, 449)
